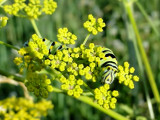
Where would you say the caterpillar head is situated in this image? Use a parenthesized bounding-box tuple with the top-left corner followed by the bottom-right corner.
(102, 68, 117, 84)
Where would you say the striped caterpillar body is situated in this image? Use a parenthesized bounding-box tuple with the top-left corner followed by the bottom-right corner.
(24, 39, 117, 84)
(24, 38, 64, 54)
(43, 39, 64, 55)
(99, 47, 118, 84)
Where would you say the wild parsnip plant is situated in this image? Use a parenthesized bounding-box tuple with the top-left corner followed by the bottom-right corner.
(13, 13, 139, 109)
(0, 0, 159, 120)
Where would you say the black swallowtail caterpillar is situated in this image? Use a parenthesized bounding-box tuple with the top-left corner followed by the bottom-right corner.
(24, 38, 117, 84)
(24, 38, 65, 54)
(99, 47, 118, 84)
(46, 40, 64, 54)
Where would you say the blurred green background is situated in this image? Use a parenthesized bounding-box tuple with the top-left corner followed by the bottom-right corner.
(0, 0, 160, 119)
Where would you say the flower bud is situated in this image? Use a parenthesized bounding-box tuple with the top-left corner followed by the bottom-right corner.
(0, 17, 8, 28)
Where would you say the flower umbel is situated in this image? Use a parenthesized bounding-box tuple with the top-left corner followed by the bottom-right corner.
(0, 97, 53, 120)
(3, 0, 27, 16)
(117, 62, 139, 89)
(14, 34, 53, 98)
(25, 72, 53, 98)
(94, 84, 119, 109)
(83, 14, 106, 35)
(57, 28, 77, 45)
(3, 0, 57, 19)
(42, 0, 57, 15)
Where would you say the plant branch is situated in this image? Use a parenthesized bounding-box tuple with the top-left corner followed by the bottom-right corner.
(77, 96, 129, 120)
(51, 86, 129, 120)
(0, 41, 19, 50)
(82, 34, 90, 45)
(30, 19, 42, 38)
(82, 92, 93, 96)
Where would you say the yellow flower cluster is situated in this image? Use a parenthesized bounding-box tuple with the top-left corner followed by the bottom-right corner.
(42, 42, 107, 97)
(60, 76, 84, 98)
(24, 0, 42, 19)
(42, 0, 57, 14)
(0, 97, 53, 120)
(14, 34, 54, 98)
(25, 73, 53, 98)
(14, 57, 23, 65)
(117, 62, 139, 89)
(0, 16, 8, 28)
(18, 34, 49, 60)
(3, 0, 26, 16)
(83, 14, 106, 35)
(57, 28, 77, 45)
(14, 33, 110, 98)
(49, 43, 106, 81)
(94, 84, 119, 109)
(3, 0, 57, 19)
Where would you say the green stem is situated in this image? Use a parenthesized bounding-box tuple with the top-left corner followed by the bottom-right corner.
(82, 34, 90, 45)
(123, 0, 160, 111)
(82, 92, 93, 96)
(0, 0, 7, 6)
(77, 96, 129, 120)
(52, 87, 63, 93)
(135, 1, 159, 36)
(30, 19, 42, 38)
(0, 69, 24, 82)
(0, 41, 19, 50)
(51, 86, 129, 120)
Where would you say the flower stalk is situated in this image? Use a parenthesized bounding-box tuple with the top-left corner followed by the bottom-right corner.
(77, 96, 129, 120)
(30, 19, 42, 38)
(83, 34, 90, 45)
(0, 41, 19, 50)
(0, 0, 7, 6)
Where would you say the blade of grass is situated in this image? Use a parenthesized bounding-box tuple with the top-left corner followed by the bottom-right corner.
(135, 1, 159, 37)
(123, 0, 160, 112)
(124, 14, 155, 119)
